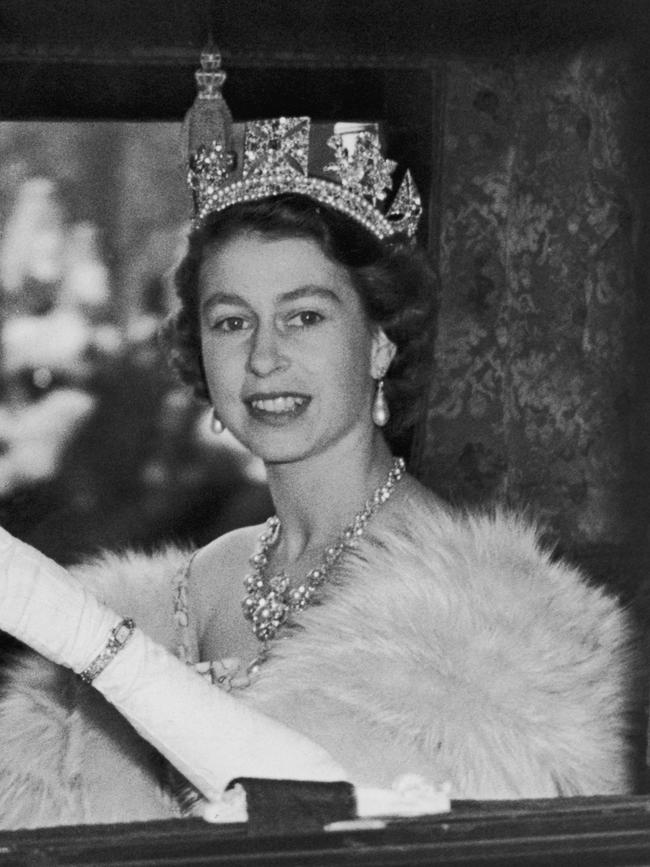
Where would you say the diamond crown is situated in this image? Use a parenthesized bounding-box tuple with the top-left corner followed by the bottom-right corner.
(183, 54, 422, 241)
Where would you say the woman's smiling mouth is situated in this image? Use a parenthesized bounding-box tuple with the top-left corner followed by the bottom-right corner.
(246, 393, 311, 424)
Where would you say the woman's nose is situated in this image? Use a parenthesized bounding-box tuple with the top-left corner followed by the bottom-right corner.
(247, 322, 289, 377)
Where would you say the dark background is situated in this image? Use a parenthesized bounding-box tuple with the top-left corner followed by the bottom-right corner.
(1, 0, 649, 121)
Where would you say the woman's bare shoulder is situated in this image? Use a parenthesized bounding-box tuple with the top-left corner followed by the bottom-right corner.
(187, 523, 267, 648)
(189, 523, 265, 600)
(196, 524, 264, 570)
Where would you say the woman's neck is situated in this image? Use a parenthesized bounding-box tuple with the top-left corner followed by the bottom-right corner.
(264, 432, 397, 564)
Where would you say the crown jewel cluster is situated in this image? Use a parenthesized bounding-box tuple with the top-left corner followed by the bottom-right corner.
(187, 116, 422, 240)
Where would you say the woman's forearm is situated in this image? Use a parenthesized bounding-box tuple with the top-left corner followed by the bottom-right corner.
(93, 630, 345, 801)
(0, 526, 117, 671)
(0, 527, 347, 801)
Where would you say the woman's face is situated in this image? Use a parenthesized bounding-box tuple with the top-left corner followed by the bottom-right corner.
(199, 231, 392, 464)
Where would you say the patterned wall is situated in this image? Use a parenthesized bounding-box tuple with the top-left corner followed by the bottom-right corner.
(415, 47, 650, 599)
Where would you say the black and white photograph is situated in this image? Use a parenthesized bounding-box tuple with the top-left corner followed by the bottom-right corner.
(1, 1, 650, 863)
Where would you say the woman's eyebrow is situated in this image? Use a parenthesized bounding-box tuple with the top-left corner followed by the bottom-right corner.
(201, 292, 250, 313)
(202, 285, 341, 314)
(279, 285, 342, 304)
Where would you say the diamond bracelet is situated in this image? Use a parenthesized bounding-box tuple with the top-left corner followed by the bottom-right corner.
(79, 618, 136, 684)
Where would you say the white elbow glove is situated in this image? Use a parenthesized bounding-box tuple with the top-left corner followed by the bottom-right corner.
(0, 526, 117, 672)
(0, 527, 348, 801)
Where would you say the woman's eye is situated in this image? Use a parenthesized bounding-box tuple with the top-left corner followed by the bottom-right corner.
(287, 310, 324, 328)
(213, 316, 249, 333)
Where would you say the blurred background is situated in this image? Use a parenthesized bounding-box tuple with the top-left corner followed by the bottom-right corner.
(0, 121, 271, 564)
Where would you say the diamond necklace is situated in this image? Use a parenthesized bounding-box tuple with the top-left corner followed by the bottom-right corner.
(241, 456, 406, 663)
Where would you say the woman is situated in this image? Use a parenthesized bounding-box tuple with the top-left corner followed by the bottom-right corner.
(0, 117, 642, 828)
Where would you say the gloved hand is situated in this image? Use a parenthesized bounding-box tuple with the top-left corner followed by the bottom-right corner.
(0, 527, 348, 801)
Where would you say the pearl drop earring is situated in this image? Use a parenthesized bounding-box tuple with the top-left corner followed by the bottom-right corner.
(372, 379, 390, 427)
(210, 410, 224, 434)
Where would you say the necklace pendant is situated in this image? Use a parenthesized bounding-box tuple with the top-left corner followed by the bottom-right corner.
(251, 591, 288, 641)
(269, 572, 289, 594)
(243, 457, 406, 656)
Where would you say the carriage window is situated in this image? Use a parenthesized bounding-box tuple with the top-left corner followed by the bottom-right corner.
(0, 121, 268, 563)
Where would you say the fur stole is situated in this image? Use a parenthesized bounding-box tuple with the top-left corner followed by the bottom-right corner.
(248, 504, 643, 799)
(0, 507, 642, 828)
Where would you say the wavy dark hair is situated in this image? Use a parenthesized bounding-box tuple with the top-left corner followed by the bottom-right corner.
(162, 194, 438, 449)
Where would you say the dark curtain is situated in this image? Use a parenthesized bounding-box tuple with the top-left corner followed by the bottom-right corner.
(413, 45, 650, 603)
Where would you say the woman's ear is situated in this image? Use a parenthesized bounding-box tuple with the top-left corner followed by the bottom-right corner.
(370, 328, 397, 379)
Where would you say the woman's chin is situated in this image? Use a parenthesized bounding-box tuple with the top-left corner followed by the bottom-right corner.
(232, 414, 368, 467)
(235, 429, 315, 466)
